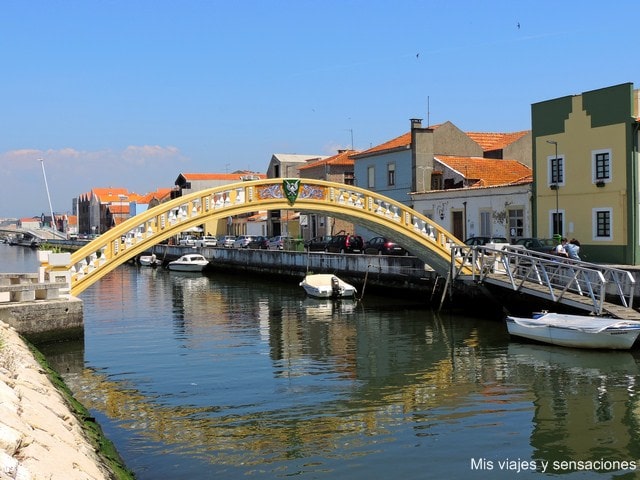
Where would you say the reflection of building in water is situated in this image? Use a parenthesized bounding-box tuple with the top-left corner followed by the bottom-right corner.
(59, 265, 640, 473)
(60, 314, 530, 468)
(509, 344, 639, 463)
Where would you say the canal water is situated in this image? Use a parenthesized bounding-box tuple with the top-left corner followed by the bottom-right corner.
(3, 243, 640, 479)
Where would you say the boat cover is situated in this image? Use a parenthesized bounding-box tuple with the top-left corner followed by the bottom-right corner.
(509, 313, 640, 333)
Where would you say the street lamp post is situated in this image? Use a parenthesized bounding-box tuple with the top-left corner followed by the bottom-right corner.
(546, 140, 559, 237)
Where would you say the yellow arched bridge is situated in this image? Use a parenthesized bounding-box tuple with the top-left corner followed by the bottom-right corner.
(54, 178, 470, 297)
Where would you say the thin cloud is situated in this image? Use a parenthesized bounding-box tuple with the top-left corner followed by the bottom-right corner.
(0, 146, 190, 217)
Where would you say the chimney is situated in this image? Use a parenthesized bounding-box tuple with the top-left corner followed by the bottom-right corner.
(410, 118, 423, 129)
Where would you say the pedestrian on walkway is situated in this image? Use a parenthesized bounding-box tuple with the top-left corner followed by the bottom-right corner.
(554, 237, 569, 258)
(566, 238, 581, 260)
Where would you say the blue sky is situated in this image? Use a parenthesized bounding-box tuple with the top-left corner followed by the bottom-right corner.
(1, 0, 638, 217)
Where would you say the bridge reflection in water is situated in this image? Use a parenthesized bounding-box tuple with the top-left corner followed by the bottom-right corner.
(39, 265, 640, 479)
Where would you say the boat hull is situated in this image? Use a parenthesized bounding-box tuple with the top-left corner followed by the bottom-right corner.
(167, 254, 208, 272)
(139, 255, 159, 267)
(506, 315, 640, 350)
(299, 274, 357, 299)
(167, 264, 206, 272)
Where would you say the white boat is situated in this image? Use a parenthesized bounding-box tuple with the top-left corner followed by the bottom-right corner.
(299, 273, 357, 299)
(505, 312, 640, 350)
(167, 254, 209, 272)
(139, 253, 159, 267)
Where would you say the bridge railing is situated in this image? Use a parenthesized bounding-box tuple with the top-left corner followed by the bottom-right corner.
(451, 244, 636, 315)
(66, 178, 471, 296)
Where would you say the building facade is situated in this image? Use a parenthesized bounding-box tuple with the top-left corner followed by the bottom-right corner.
(531, 82, 640, 264)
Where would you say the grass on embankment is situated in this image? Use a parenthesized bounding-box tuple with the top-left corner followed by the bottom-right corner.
(25, 340, 136, 480)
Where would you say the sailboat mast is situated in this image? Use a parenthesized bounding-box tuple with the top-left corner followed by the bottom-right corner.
(40, 158, 56, 229)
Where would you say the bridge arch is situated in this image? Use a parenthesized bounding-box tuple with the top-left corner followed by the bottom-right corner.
(63, 178, 470, 296)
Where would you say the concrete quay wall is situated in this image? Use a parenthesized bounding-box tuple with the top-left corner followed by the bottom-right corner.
(156, 245, 439, 294)
(0, 298, 83, 344)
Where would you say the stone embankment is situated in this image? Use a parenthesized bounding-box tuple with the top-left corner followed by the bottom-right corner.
(0, 321, 115, 480)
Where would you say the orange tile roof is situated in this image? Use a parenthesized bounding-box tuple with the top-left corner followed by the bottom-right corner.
(357, 132, 412, 156)
(92, 187, 130, 202)
(108, 204, 130, 214)
(435, 156, 532, 187)
(136, 188, 173, 204)
(466, 131, 529, 151)
(299, 149, 357, 170)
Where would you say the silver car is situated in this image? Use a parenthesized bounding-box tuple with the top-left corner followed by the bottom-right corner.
(267, 235, 293, 250)
(219, 235, 236, 248)
(232, 235, 254, 248)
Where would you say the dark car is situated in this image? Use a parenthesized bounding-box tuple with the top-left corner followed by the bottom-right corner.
(464, 236, 509, 246)
(247, 235, 269, 249)
(512, 237, 556, 254)
(326, 234, 364, 254)
(364, 236, 408, 256)
(304, 235, 332, 252)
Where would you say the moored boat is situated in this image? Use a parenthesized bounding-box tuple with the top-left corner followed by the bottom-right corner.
(299, 273, 357, 299)
(139, 253, 159, 267)
(167, 254, 209, 272)
(505, 312, 640, 350)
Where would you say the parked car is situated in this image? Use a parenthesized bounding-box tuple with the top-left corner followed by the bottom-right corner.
(219, 235, 236, 248)
(233, 235, 254, 248)
(364, 236, 408, 256)
(512, 237, 556, 254)
(304, 235, 332, 252)
(178, 235, 197, 246)
(195, 236, 218, 247)
(267, 235, 293, 250)
(247, 235, 269, 249)
(464, 236, 509, 246)
(326, 234, 364, 254)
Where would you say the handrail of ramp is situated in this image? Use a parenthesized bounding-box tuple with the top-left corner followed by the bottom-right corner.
(450, 244, 636, 315)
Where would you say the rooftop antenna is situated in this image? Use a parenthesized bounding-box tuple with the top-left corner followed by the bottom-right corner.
(39, 158, 56, 229)
(427, 96, 430, 127)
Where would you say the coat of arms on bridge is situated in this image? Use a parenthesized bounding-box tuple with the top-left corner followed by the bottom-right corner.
(283, 179, 301, 204)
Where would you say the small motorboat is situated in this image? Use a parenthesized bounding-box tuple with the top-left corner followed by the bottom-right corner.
(505, 312, 640, 350)
(139, 253, 159, 267)
(167, 254, 209, 272)
(299, 273, 357, 299)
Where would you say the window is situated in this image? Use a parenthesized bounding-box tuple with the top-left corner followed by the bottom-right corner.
(548, 155, 564, 186)
(593, 208, 612, 240)
(479, 211, 492, 236)
(387, 163, 395, 186)
(508, 209, 524, 240)
(550, 210, 564, 237)
(431, 173, 443, 190)
(367, 166, 375, 188)
(592, 149, 611, 183)
(344, 172, 354, 185)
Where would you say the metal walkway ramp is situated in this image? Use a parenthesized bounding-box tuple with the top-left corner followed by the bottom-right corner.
(450, 245, 640, 320)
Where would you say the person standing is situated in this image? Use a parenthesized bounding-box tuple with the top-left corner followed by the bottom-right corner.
(554, 237, 569, 257)
(566, 238, 581, 260)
